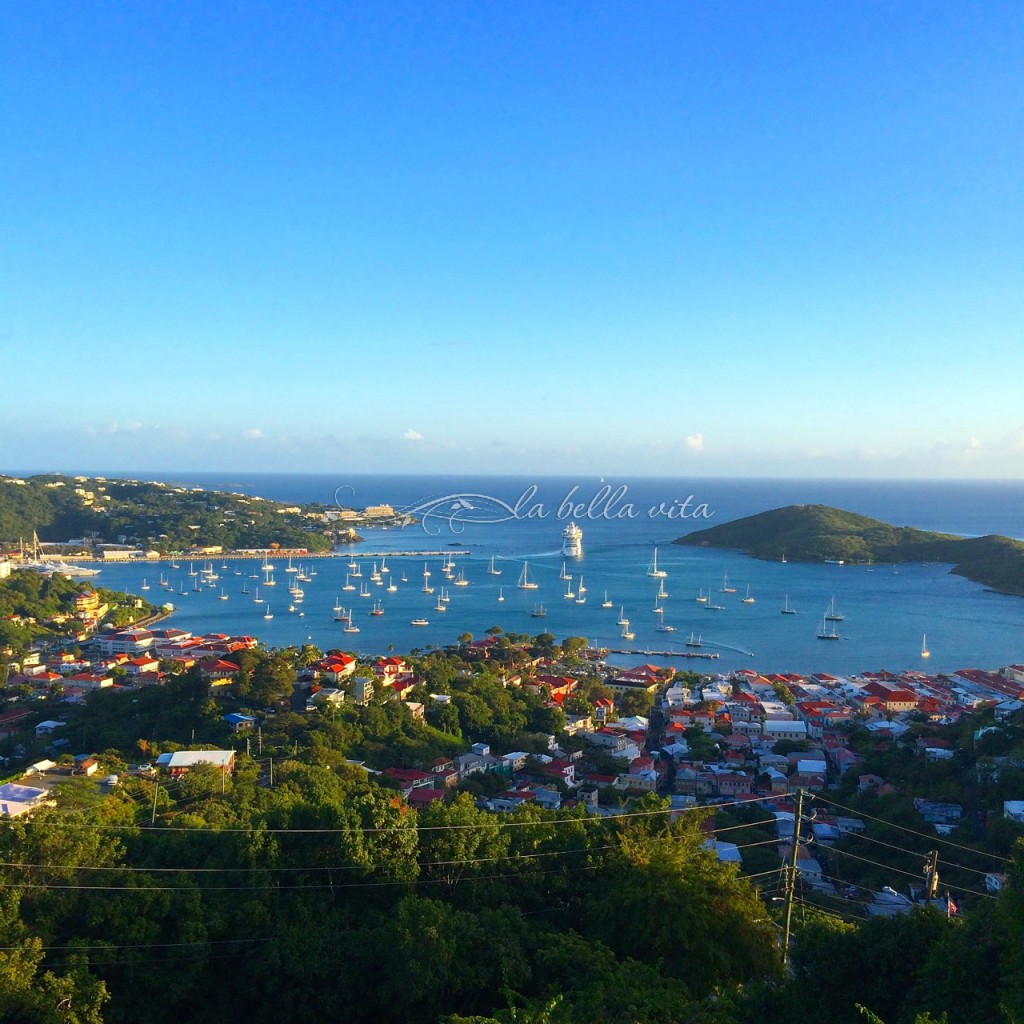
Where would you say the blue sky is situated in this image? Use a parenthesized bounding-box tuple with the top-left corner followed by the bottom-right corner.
(2, 2, 1022, 477)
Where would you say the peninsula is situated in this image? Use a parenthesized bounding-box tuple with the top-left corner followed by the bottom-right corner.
(0, 474, 387, 557)
(674, 503, 1024, 596)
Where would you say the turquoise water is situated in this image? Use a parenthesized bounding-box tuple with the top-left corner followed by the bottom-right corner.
(87, 474, 1024, 675)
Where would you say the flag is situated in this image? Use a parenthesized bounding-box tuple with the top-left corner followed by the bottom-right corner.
(947, 893, 958, 917)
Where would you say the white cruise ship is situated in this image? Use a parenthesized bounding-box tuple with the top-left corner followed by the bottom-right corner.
(561, 521, 583, 558)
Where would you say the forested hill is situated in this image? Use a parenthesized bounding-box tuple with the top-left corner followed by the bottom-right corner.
(674, 504, 1024, 596)
(0, 474, 353, 553)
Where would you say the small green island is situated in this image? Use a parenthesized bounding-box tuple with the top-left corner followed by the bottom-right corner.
(674, 503, 1024, 597)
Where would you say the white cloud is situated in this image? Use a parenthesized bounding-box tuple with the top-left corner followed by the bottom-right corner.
(685, 432, 704, 451)
(242, 428, 264, 440)
(403, 428, 424, 442)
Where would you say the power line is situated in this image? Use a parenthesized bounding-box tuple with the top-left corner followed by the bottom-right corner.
(810, 794, 1011, 864)
(6, 793, 789, 835)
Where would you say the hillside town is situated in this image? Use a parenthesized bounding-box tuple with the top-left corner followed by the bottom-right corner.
(4, 576, 1023, 920)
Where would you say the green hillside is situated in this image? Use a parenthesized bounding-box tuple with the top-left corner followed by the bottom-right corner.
(674, 503, 1024, 596)
(0, 474, 354, 554)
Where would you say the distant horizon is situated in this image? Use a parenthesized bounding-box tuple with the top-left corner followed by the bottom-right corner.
(8, 467, 1024, 485)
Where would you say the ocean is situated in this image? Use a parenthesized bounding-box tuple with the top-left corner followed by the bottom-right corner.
(89, 474, 1024, 675)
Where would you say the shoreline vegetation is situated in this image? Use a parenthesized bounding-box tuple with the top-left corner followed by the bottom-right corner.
(674, 503, 1024, 597)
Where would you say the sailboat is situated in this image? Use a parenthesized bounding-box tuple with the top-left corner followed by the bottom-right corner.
(647, 548, 668, 578)
(517, 562, 539, 590)
(781, 595, 797, 615)
(487, 556, 501, 576)
(742, 585, 755, 604)
(816, 616, 840, 640)
(824, 596, 844, 622)
(921, 634, 930, 658)
(601, 591, 613, 608)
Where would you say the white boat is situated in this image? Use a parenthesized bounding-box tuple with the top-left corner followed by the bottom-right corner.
(781, 595, 797, 615)
(742, 585, 755, 604)
(562, 521, 583, 557)
(647, 548, 667, 578)
(487, 556, 501, 576)
(517, 562, 539, 590)
(601, 591, 613, 608)
(921, 633, 930, 658)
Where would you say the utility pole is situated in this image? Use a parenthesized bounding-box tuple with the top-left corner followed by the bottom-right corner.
(781, 788, 804, 970)
(924, 850, 940, 902)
